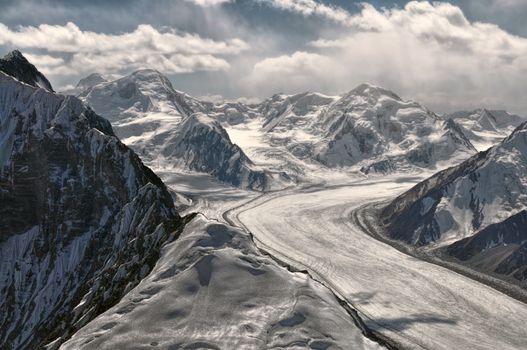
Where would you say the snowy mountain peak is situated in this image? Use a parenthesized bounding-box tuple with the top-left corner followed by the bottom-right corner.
(448, 108, 525, 130)
(80, 68, 197, 122)
(0, 50, 54, 92)
(129, 68, 171, 82)
(76, 72, 107, 90)
(115, 69, 173, 96)
(324, 84, 416, 124)
(115, 69, 178, 96)
(260, 91, 338, 131)
(2, 50, 25, 62)
(345, 83, 402, 102)
(313, 83, 474, 169)
(443, 118, 477, 152)
(251, 82, 477, 172)
(179, 112, 229, 136)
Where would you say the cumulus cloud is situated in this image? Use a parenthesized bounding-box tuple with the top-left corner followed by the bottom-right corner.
(250, 1, 527, 113)
(0, 22, 248, 76)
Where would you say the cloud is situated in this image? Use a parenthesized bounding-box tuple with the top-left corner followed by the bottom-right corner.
(41, 52, 231, 76)
(184, 0, 232, 6)
(23, 53, 65, 67)
(250, 1, 527, 114)
(0, 22, 249, 54)
(0, 21, 248, 75)
(250, 51, 333, 91)
(258, 0, 353, 26)
(1, 0, 526, 114)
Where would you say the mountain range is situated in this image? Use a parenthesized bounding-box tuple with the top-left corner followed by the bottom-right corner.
(74, 70, 526, 190)
(2, 49, 527, 349)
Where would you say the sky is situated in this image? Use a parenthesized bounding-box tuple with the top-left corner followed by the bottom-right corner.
(0, 0, 526, 114)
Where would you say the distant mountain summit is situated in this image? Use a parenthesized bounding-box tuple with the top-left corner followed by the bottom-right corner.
(79, 69, 200, 122)
(161, 113, 286, 190)
(445, 109, 526, 151)
(77, 68, 520, 189)
(79, 76, 480, 186)
(75, 72, 107, 92)
(0, 50, 54, 92)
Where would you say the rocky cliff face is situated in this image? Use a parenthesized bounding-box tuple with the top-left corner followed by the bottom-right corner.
(0, 55, 185, 349)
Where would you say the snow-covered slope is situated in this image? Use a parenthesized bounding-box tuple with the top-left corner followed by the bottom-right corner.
(0, 58, 185, 349)
(79, 70, 279, 190)
(260, 91, 338, 132)
(61, 215, 383, 350)
(381, 122, 527, 284)
(316, 84, 475, 169)
(445, 109, 526, 151)
(205, 100, 260, 125)
(0, 50, 54, 92)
